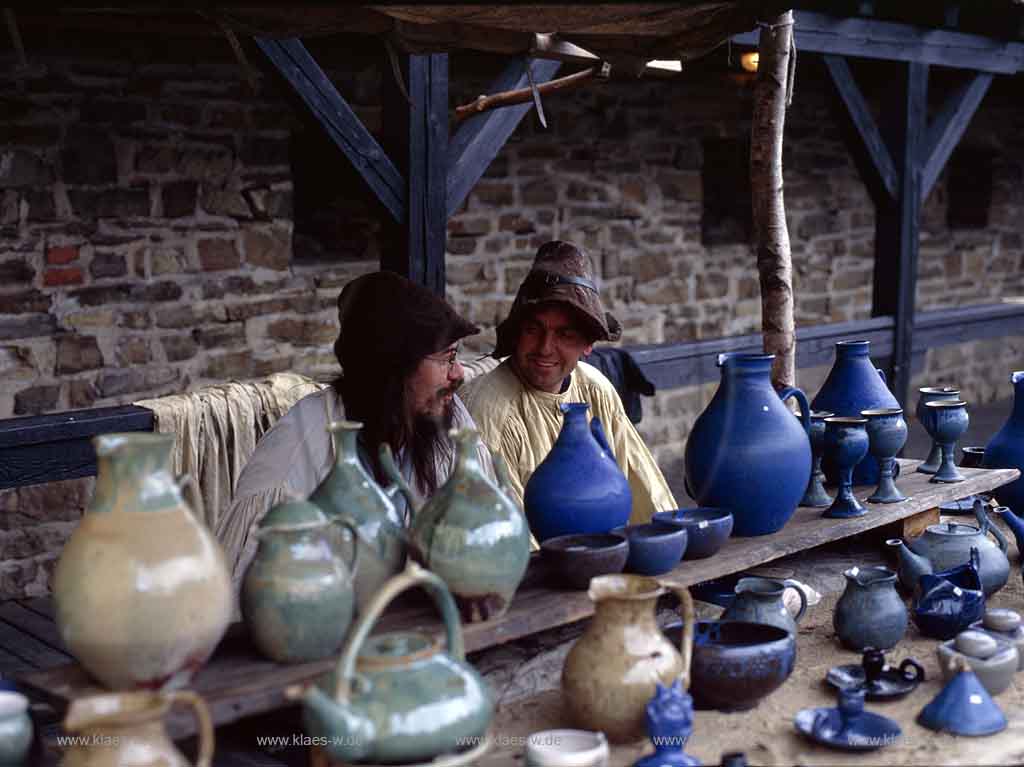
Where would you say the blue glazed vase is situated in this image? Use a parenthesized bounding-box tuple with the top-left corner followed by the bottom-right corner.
(983, 371, 1024, 517)
(524, 403, 632, 542)
(811, 340, 899, 486)
(683, 353, 811, 537)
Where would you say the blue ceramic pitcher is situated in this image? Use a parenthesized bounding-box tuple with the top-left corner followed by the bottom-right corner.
(684, 353, 811, 536)
(524, 402, 632, 542)
(983, 371, 1024, 517)
(811, 340, 899, 486)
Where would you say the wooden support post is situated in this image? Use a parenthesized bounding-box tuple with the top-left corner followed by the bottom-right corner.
(873, 62, 928, 409)
(382, 53, 449, 294)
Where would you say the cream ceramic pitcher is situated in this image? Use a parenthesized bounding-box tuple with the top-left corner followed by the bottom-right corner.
(60, 690, 213, 767)
(53, 433, 233, 690)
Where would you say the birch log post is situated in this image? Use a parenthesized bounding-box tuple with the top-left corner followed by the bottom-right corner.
(750, 11, 796, 390)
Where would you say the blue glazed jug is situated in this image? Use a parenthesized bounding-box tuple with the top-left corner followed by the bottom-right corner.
(811, 340, 900, 486)
(684, 353, 811, 536)
(524, 402, 632, 542)
(983, 371, 1024, 517)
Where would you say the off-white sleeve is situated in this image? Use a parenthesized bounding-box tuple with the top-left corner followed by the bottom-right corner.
(595, 386, 677, 525)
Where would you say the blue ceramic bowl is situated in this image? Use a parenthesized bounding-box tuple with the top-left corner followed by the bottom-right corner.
(664, 620, 796, 712)
(651, 508, 734, 559)
(540, 533, 629, 590)
(611, 523, 687, 576)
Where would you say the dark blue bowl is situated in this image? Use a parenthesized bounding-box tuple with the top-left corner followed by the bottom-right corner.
(611, 523, 688, 576)
(651, 507, 734, 559)
(540, 532, 629, 590)
(664, 620, 796, 712)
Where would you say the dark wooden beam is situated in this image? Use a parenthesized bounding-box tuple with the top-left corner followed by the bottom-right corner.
(873, 62, 928, 409)
(921, 72, 993, 199)
(255, 37, 405, 224)
(446, 58, 561, 218)
(382, 53, 449, 293)
(822, 55, 898, 202)
(732, 11, 1024, 73)
(0, 406, 152, 490)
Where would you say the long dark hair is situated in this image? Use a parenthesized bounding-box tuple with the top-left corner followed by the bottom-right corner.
(332, 371, 452, 496)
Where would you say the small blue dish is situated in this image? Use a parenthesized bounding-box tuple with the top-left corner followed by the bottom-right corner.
(795, 688, 902, 751)
(651, 508, 734, 559)
(690, 572, 746, 608)
(612, 523, 688, 576)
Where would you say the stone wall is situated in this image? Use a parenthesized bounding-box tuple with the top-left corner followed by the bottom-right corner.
(1, 33, 1022, 596)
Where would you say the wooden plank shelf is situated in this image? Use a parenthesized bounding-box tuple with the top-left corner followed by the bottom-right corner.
(13, 461, 1020, 739)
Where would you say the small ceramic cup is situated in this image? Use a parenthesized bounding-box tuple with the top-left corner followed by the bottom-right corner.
(525, 729, 609, 767)
(0, 691, 33, 766)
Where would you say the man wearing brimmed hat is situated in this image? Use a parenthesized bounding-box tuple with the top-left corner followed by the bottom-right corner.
(461, 240, 675, 528)
(218, 270, 494, 583)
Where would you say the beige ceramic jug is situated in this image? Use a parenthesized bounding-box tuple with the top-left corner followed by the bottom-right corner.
(53, 433, 233, 690)
(61, 690, 213, 767)
(562, 574, 694, 743)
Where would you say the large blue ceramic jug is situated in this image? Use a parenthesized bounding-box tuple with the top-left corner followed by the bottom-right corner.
(811, 340, 900, 485)
(524, 402, 632, 542)
(684, 353, 811, 536)
(983, 371, 1024, 517)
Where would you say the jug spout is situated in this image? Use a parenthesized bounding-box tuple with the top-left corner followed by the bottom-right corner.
(291, 685, 374, 763)
(886, 538, 933, 591)
(992, 506, 1024, 557)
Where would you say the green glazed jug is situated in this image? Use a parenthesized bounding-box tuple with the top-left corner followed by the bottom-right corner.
(308, 420, 407, 614)
(383, 428, 530, 623)
(288, 561, 494, 765)
(241, 500, 359, 663)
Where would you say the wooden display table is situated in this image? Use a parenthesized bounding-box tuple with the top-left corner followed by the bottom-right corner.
(9, 460, 1021, 739)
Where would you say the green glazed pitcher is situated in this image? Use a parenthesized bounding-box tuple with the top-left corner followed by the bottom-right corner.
(383, 428, 531, 623)
(308, 420, 407, 614)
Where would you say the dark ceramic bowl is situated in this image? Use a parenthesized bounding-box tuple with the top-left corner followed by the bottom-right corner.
(540, 533, 629, 590)
(611, 523, 688, 576)
(651, 508, 734, 559)
(664, 620, 796, 711)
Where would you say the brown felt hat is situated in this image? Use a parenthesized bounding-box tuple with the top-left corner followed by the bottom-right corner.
(493, 240, 621, 359)
(334, 271, 479, 379)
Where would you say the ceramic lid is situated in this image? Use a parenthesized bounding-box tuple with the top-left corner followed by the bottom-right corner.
(257, 499, 330, 531)
(927, 522, 981, 536)
(357, 631, 440, 670)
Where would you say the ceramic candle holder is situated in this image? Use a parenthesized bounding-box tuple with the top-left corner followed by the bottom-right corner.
(823, 417, 870, 519)
(862, 408, 908, 504)
(915, 386, 960, 474)
(800, 411, 834, 507)
(923, 400, 970, 483)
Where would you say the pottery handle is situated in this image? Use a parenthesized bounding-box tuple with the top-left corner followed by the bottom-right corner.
(778, 386, 810, 434)
(166, 690, 214, 767)
(659, 579, 695, 690)
(975, 500, 1009, 553)
(490, 450, 518, 506)
(379, 444, 422, 522)
(590, 416, 614, 455)
(782, 579, 809, 624)
(333, 561, 464, 702)
(333, 517, 361, 579)
(876, 368, 887, 385)
(175, 474, 207, 526)
(899, 658, 925, 682)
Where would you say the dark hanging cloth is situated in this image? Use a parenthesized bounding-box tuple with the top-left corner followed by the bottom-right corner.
(581, 348, 656, 425)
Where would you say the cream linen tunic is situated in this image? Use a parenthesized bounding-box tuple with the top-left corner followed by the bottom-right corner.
(217, 386, 494, 589)
(460, 359, 676, 528)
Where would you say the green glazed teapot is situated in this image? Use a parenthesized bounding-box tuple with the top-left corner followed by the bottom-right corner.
(288, 561, 494, 765)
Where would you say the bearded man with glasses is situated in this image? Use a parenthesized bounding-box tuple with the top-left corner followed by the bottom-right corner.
(218, 270, 494, 583)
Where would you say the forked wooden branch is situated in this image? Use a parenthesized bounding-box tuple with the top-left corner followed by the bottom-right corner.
(454, 65, 608, 122)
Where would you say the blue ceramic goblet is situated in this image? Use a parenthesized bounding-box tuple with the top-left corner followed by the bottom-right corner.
(823, 417, 870, 518)
(924, 400, 970, 483)
(862, 408, 908, 504)
(800, 411, 834, 507)
(915, 386, 960, 474)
